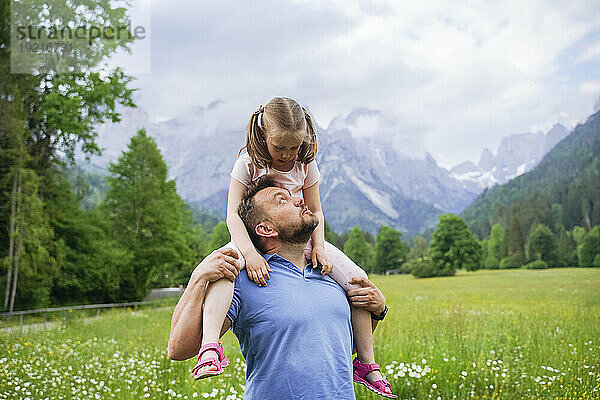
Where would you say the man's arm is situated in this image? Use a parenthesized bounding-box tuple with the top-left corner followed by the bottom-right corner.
(168, 249, 240, 361)
(347, 277, 386, 332)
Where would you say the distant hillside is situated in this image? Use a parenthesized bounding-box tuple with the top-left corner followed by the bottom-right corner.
(462, 111, 600, 238)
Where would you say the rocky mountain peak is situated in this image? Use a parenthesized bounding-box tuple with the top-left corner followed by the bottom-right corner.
(450, 123, 572, 193)
(478, 148, 495, 170)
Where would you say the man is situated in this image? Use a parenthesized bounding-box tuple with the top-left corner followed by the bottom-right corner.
(168, 175, 388, 399)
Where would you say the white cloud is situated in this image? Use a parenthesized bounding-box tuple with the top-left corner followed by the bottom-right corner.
(575, 40, 600, 65)
(328, 108, 428, 159)
(120, 0, 600, 167)
(581, 80, 600, 94)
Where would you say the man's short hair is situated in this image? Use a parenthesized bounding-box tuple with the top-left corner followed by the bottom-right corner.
(237, 175, 279, 253)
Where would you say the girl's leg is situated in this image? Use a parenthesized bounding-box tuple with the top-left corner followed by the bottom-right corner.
(197, 241, 245, 375)
(319, 241, 391, 393)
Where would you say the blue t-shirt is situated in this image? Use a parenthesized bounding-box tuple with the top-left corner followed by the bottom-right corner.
(226, 253, 355, 400)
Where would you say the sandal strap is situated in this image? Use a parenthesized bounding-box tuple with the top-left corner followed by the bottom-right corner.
(199, 342, 223, 355)
(194, 357, 218, 369)
(353, 358, 381, 375)
(199, 343, 224, 361)
(197, 342, 229, 368)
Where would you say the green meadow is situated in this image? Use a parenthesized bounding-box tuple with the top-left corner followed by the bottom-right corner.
(1, 268, 599, 400)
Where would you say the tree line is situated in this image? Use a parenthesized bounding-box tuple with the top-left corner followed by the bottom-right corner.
(1, 127, 213, 310)
(324, 215, 600, 279)
(202, 211, 600, 281)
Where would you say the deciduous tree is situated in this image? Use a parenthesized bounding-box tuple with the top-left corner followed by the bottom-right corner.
(526, 223, 559, 266)
(429, 214, 482, 275)
(373, 226, 408, 274)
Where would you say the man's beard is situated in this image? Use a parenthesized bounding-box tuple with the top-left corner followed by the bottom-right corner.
(276, 215, 319, 244)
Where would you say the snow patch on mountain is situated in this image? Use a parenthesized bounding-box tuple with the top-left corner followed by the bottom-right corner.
(344, 166, 399, 219)
(322, 176, 345, 203)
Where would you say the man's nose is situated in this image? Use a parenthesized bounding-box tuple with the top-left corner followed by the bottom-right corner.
(293, 197, 304, 207)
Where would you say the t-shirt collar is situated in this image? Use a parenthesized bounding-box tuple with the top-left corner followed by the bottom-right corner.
(263, 252, 313, 268)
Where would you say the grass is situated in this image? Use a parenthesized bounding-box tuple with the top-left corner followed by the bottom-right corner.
(0, 268, 598, 399)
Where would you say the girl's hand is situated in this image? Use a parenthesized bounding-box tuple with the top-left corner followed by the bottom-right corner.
(311, 245, 332, 276)
(245, 249, 273, 287)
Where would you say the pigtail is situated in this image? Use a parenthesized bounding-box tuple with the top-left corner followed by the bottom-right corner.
(240, 98, 317, 168)
(241, 107, 272, 168)
(299, 106, 318, 164)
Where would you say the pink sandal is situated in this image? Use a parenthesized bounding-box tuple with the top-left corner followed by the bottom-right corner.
(192, 342, 230, 380)
(353, 358, 398, 398)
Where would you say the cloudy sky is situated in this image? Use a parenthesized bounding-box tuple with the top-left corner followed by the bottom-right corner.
(113, 0, 600, 168)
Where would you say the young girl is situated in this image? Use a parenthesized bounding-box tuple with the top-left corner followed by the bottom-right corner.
(193, 97, 396, 398)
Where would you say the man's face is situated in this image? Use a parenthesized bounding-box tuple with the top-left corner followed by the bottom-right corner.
(255, 186, 319, 244)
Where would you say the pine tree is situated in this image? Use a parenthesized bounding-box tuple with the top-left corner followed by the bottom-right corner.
(336, 230, 350, 250)
(429, 214, 482, 275)
(323, 220, 340, 249)
(180, 223, 209, 283)
(147, 196, 198, 288)
(102, 129, 191, 300)
(551, 203, 564, 230)
(485, 224, 505, 269)
(505, 215, 525, 266)
(373, 226, 408, 274)
(343, 226, 372, 271)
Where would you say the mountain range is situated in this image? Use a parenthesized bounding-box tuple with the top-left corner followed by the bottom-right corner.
(450, 124, 569, 192)
(461, 110, 600, 240)
(81, 102, 570, 235)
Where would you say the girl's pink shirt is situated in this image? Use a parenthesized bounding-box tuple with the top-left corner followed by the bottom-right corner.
(229, 152, 320, 198)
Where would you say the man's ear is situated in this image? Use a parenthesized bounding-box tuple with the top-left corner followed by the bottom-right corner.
(255, 222, 279, 238)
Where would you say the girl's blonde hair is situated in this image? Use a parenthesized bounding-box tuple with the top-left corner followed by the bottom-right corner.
(240, 97, 317, 168)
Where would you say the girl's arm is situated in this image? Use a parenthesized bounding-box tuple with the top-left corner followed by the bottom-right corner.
(226, 178, 272, 286)
(303, 182, 332, 274)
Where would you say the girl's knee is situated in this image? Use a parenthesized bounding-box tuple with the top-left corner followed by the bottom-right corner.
(356, 268, 369, 281)
(219, 242, 246, 269)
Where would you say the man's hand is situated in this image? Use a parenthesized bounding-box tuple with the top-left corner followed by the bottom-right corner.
(192, 248, 242, 284)
(245, 249, 272, 287)
(347, 277, 386, 315)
